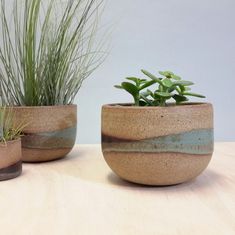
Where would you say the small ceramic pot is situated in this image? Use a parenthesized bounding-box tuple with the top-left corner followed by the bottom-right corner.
(12, 105, 77, 162)
(0, 139, 22, 181)
(101, 103, 214, 186)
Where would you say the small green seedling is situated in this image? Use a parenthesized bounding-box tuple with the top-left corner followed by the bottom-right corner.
(115, 70, 205, 106)
(0, 108, 26, 143)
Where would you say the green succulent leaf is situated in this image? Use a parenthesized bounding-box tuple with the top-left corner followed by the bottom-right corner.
(139, 80, 157, 90)
(183, 92, 206, 98)
(146, 89, 155, 99)
(141, 69, 163, 85)
(114, 85, 123, 89)
(140, 79, 147, 83)
(176, 86, 182, 94)
(121, 82, 139, 97)
(173, 80, 194, 86)
(179, 85, 185, 93)
(155, 91, 173, 98)
(140, 93, 152, 105)
(177, 86, 191, 94)
(126, 77, 140, 83)
(159, 71, 166, 76)
(159, 71, 174, 78)
(152, 100, 160, 106)
(171, 74, 181, 80)
(139, 100, 148, 106)
(173, 94, 189, 103)
(168, 87, 177, 93)
(165, 71, 174, 75)
(162, 78, 173, 88)
(141, 90, 152, 97)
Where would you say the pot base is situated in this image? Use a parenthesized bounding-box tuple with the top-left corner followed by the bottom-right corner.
(22, 148, 72, 163)
(0, 161, 22, 181)
(103, 152, 212, 186)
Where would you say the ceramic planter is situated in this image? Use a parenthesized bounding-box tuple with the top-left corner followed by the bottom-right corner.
(12, 105, 77, 162)
(101, 103, 214, 186)
(0, 139, 22, 181)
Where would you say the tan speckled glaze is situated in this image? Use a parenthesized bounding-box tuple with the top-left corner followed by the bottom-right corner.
(12, 105, 77, 162)
(101, 103, 214, 186)
(0, 139, 22, 181)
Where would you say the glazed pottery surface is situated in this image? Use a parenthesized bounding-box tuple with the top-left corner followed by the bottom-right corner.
(101, 103, 214, 186)
(12, 105, 77, 162)
(0, 139, 22, 181)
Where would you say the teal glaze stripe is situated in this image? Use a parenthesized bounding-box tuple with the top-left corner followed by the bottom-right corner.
(36, 126, 76, 138)
(22, 126, 77, 149)
(102, 129, 214, 155)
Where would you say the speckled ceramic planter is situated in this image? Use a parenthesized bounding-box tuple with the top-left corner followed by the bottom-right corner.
(0, 139, 22, 181)
(101, 103, 214, 186)
(12, 105, 77, 162)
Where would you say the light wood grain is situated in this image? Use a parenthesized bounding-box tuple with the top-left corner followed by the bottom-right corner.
(0, 143, 235, 235)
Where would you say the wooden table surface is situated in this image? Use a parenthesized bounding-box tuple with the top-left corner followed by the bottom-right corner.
(0, 143, 235, 235)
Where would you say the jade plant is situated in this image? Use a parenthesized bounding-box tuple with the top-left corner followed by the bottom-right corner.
(115, 70, 205, 106)
(0, 108, 25, 143)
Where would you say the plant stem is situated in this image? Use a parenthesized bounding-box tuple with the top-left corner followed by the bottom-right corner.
(134, 98, 139, 106)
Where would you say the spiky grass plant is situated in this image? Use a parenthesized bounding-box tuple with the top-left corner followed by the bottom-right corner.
(0, 107, 25, 142)
(0, 0, 105, 106)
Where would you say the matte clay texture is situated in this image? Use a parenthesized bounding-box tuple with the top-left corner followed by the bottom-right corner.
(102, 103, 214, 186)
(12, 105, 77, 162)
(0, 139, 22, 181)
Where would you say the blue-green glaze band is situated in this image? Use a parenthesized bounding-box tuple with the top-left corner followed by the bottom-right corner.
(102, 129, 214, 155)
(22, 126, 77, 149)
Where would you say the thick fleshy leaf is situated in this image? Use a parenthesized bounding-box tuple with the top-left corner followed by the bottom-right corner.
(126, 77, 140, 83)
(165, 71, 174, 75)
(173, 80, 194, 86)
(141, 90, 152, 97)
(162, 78, 173, 88)
(183, 92, 206, 98)
(171, 74, 181, 80)
(141, 70, 163, 85)
(159, 71, 174, 78)
(155, 91, 173, 98)
(173, 94, 189, 103)
(179, 85, 185, 93)
(121, 82, 139, 97)
(139, 100, 148, 106)
(152, 100, 160, 106)
(176, 86, 182, 94)
(140, 79, 147, 83)
(139, 80, 156, 90)
(168, 87, 177, 93)
(159, 71, 166, 76)
(114, 85, 123, 89)
(140, 93, 152, 105)
(146, 89, 154, 99)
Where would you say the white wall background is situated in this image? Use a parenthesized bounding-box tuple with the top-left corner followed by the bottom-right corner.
(75, 0, 235, 144)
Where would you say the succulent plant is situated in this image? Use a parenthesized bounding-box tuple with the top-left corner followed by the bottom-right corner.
(115, 69, 205, 106)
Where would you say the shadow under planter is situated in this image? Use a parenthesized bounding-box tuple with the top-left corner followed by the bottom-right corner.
(101, 103, 214, 186)
(12, 105, 77, 162)
(0, 139, 22, 181)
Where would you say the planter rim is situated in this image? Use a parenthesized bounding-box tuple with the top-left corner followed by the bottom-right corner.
(8, 104, 77, 109)
(0, 138, 21, 147)
(102, 102, 212, 110)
